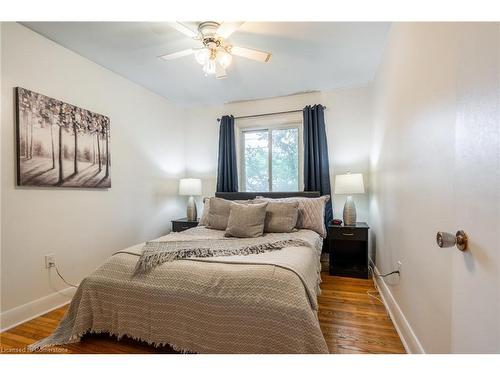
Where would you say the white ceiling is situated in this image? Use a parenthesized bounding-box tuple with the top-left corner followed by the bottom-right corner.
(22, 22, 390, 107)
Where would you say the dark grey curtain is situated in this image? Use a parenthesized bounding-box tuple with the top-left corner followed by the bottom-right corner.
(216, 115, 238, 192)
(303, 105, 333, 225)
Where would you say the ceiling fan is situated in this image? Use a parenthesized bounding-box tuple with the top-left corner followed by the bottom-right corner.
(158, 21, 272, 79)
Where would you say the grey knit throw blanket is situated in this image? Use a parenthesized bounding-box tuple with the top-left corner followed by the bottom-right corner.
(134, 233, 310, 275)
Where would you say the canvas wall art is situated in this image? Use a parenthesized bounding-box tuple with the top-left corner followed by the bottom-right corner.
(16, 87, 111, 188)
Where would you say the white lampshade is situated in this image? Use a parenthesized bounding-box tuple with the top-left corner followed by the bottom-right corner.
(179, 178, 202, 196)
(334, 173, 365, 195)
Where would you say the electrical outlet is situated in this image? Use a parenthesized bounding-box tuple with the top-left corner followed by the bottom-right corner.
(45, 254, 56, 269)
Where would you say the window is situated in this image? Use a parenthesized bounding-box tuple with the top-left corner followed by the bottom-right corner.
(240, 125, 301, 192)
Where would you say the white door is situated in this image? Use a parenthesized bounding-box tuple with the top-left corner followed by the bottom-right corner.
(450, 23, 500, 353)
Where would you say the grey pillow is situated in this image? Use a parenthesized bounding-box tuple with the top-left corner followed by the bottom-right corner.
(225, 202, 268, 238)
(256, 195, 330, 238)
(207, 198, 252, 230)
(254, 200, 299, 233)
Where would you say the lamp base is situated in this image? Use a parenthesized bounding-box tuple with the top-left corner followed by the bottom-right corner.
(187, 196, 197, 221)
(343, 196, 357, 226)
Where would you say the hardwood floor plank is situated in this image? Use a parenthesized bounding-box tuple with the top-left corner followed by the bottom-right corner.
(0, 272, 405, 354)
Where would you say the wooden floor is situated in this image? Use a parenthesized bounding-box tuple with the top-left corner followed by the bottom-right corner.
(0, 273, 405, 354)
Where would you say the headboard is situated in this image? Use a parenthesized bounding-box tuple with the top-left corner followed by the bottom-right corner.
(215, 191, 320, 200)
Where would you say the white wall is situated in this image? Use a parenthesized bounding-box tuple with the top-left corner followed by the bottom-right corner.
(1, 23, 186, 327)
(0, 23, 3, 312)
(370, 23, 500, 353)
(185, 88, 373, 222)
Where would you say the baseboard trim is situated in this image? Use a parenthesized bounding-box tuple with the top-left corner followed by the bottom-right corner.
(372, 266, 425, 354)
(0, 287, 75, 332)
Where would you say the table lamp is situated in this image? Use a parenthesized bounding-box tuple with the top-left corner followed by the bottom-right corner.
(179, 178, 202, 221)
(334, 173, 365, 226)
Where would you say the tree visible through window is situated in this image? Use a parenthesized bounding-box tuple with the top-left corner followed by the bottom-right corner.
(243, 127, 299, 192)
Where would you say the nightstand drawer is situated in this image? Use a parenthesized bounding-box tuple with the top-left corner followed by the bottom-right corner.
(330, 227, 367, 241)
(172, 219, 199, 232)
(173, 223, 193, 232)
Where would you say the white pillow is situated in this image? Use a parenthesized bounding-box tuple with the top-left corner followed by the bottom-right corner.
(198, 197, 210, 226)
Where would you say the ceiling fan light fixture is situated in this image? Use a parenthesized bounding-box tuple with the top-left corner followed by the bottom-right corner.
(216, 49, 232, 69)
(203, 59, 216, 76)
(195, 48, 210, 65)
(161, 22, 272, 79)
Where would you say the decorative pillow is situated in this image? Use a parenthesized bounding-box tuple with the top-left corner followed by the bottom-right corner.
(256, 195, 330, 238)
(207, 197, 252, 230)
(225, 202, 268, 238)
(253, 200, 299, 233)
(198, 197, 210, 226)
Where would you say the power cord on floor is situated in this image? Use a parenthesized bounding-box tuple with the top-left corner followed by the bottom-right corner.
(52, 264, 79, 288)
(366, 289, 384, 304)
(366, 264, 398, 309)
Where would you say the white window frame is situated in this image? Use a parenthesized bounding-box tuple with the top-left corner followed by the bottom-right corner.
(236, 119, 303, 192)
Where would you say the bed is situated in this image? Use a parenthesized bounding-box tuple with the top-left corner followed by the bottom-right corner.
(31, 192, 329, 354)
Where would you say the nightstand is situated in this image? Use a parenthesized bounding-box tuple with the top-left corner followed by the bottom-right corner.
(171, 218, 199, 232)
(328, 222, 370, 279)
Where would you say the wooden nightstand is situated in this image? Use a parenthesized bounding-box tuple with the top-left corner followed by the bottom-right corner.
(328, 222, 370, 279)
(171, 218, 199, 232)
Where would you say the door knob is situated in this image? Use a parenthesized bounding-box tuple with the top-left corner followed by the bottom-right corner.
(436, 230, 468, 251)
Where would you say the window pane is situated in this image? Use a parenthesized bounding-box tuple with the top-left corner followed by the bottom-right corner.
(244, 130, 269, 192)
(272, 128, 299, 191)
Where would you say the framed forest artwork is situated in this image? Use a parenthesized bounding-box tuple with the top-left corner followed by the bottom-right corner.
(15, 87, 111, 188)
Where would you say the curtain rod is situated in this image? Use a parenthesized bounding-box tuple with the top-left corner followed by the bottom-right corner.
(216, 106, 326, 122)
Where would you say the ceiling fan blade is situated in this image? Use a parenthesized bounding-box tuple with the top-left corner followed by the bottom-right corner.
(216, 22, 245, 39)
(167, 22, 198, 38)
(150, 22, 174, 36)
(231, 46, 272, 63)
(215, 62, 227, 79)
(158, 49, 195, 61)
